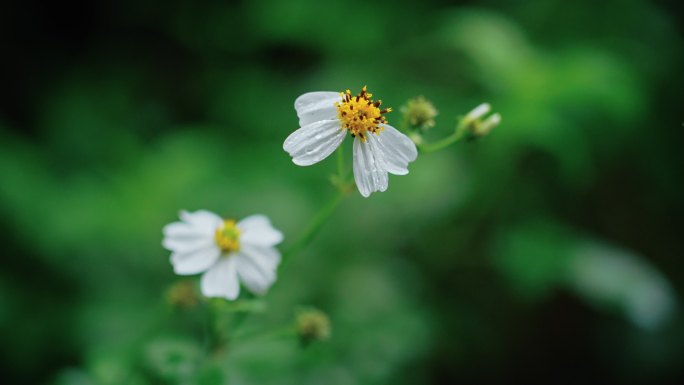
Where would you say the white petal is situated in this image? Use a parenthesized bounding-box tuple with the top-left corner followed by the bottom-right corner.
(171, 245, 221, 275)
(241, 243, 282, 270)
(163, 236, 214, 253)
(162, 221, 214, 252)
(237, 215, 283, 247)
(283, 119, 346, 166)
(294, 92, 341, 126)
(179, 210, 223, 232)
(235, 245, 281, 295)
(162, 222, 206, 238)
(370, 124, 418, 175)
(201, 257, 240, 300)
(353, 137, 388, 198)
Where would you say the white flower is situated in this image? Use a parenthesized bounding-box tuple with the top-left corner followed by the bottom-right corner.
(283, 86, 418, 197)
(162, 210, 284, 300)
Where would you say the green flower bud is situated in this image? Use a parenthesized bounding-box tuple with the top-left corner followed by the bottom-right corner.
(401, 96, 438, 132)
(166, 280, 199, 309)
(296, 308, 331, 346)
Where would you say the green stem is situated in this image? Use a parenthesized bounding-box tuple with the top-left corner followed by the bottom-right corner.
(282, 191, 347, 264)
(418, 127, 466, 153)
(231, 324, 298, 344)
(204, 300, 225, 354)
(204, 297, 266, 356)
(211, 297, 266, 313)
(281, 146, 350, 264)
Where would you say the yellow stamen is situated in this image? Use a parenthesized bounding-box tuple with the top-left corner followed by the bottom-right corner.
(335, 86, 390, 142)
(215, 219, 240, 252)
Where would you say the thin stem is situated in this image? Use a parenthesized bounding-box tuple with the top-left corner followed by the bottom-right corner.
(418, 126, 466, 153)
(281, 146, 350, 266)
(204, 297, 266, 356)
(282, 191, 347, 265)
(204, 300, 225, 354)
(231, 324, 298, 344)
(212, 297, 266, 314)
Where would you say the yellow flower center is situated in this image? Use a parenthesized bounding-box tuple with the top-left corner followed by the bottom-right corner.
(214, 219, 240, 253)
(335, 86, 391, 142)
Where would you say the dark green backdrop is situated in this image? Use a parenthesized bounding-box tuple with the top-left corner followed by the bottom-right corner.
(1, 0, 683, 384)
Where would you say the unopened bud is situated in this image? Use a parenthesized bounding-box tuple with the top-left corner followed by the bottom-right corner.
(401, 96, 438, 132)
(296, 308, 331, 346)
(166, 280, 199, 309)
(474, 113, 501, 137)
(461, 103, 500, 138)
(462, 103, 491, 126)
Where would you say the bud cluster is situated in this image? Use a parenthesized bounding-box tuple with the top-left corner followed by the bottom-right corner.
(401, 96, 439, 133)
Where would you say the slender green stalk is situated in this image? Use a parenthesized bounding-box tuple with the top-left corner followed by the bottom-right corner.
(282, 191, 346, 264)
(281, 146, 351, 264)
(231, 324, 298, 344)
(212, 297, 266, 313)
(204, 299, 226, 354)
(205, 297, 266, 354)
(418, 125, 466, 153)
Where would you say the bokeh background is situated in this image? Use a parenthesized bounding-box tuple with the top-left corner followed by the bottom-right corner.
(1, 0, 683, 384)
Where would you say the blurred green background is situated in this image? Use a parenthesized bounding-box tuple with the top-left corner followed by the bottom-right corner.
(1, 0, 683, 384)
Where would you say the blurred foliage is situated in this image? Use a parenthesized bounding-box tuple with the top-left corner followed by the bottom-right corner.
(1, 0, 683, 384)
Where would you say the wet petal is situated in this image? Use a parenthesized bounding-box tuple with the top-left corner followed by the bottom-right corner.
(283, 119, 346, 166)
(372, 124, 418, 175)
(353, 137, 388, 197)
(294, 92, 341, 126)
